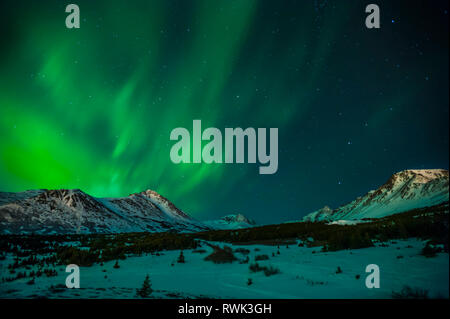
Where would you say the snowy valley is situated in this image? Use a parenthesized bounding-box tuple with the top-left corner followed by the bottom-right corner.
(0, 169, 448, 299)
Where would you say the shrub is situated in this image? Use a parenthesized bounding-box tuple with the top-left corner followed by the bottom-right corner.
(392, 286, 429, 299)
(240, 256, 249, 264)
(421, 242, 440, 258)
(249, 262, 265, 273)
(56, 246, 99, 267)
(249, 263, 280, 276)
(204, 246, 237, 264)
(323, 231, 373, 252)
(113, 260, 120, 269)
(247, 278, 253, 286)
(336, 266, 342, 274)
(263, 266, 280, 277)
(255, 254, 269, 261)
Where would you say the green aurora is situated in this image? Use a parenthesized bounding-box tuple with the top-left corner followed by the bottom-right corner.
(0, 0, 448, 223)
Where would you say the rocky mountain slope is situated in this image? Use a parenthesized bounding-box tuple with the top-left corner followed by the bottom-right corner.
(303, 169, 449, 222)
(0, 189, 210, 234)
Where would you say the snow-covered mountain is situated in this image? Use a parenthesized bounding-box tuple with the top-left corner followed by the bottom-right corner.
(0, 189, 210, 234)
(203, 214, 256, 230)
(303, 169, 449, 222)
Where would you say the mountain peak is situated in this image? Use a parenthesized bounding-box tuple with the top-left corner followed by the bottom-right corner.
(303, 206, 333, 222)
(388, 169, 448, 185)
(137, 189, 191, 220)
(0, 188, 208, 234)
(303, 169, 449, 222)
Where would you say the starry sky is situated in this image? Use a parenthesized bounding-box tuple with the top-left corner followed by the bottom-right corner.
(0, 0, 448, 224)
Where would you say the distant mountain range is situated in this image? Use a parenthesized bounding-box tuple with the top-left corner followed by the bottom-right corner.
(0, 187, 256, 234)
(303, 169, 449, 222)
(0, 189, 208, 234)
(203, 214, 256, 230)
(0, 169, 448, 234)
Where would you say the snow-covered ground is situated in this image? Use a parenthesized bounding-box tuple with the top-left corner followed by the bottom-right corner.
(0, 238, 448, 299)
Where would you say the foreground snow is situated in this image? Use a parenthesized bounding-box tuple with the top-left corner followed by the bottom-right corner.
(0, 238, 448, 299)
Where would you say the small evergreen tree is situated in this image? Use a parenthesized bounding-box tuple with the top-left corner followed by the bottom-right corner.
(113, 260, 120, 269)
(177, 251, 185, 263)
(26, 277, 35, 285)
(137, 274, 152, 298)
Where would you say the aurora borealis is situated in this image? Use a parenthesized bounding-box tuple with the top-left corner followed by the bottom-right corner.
(0, 0, 448, 223)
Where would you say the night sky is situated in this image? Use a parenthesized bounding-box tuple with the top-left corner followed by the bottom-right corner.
(0, 0, 448, 224)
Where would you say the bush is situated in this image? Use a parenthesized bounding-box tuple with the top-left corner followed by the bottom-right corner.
(136, 274, 152, 298)
(56, 246, 99, 267)
(392, 286, 429, 299)
(240, 256, 249, 264)
(249, 262, 265, 273)
(421, 242, 440, 258)
(263, 266, 280, 277)
(247, 278, 253, 286)
(249, 263, 280, 276)
(255, 254, 269, 261)
(204, 246, 236, 264)
(336, 266, 343, 274)
(323, 231, 373, 252)
(113, 260, 120, 269)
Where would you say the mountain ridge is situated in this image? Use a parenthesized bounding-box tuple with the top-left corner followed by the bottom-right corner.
(1, 169, 448, 234)
(0, 188, 209, 234)
(303, 169, 449, 222)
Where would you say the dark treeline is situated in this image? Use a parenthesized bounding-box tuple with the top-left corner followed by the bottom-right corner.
(0, 203, 448, 269)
